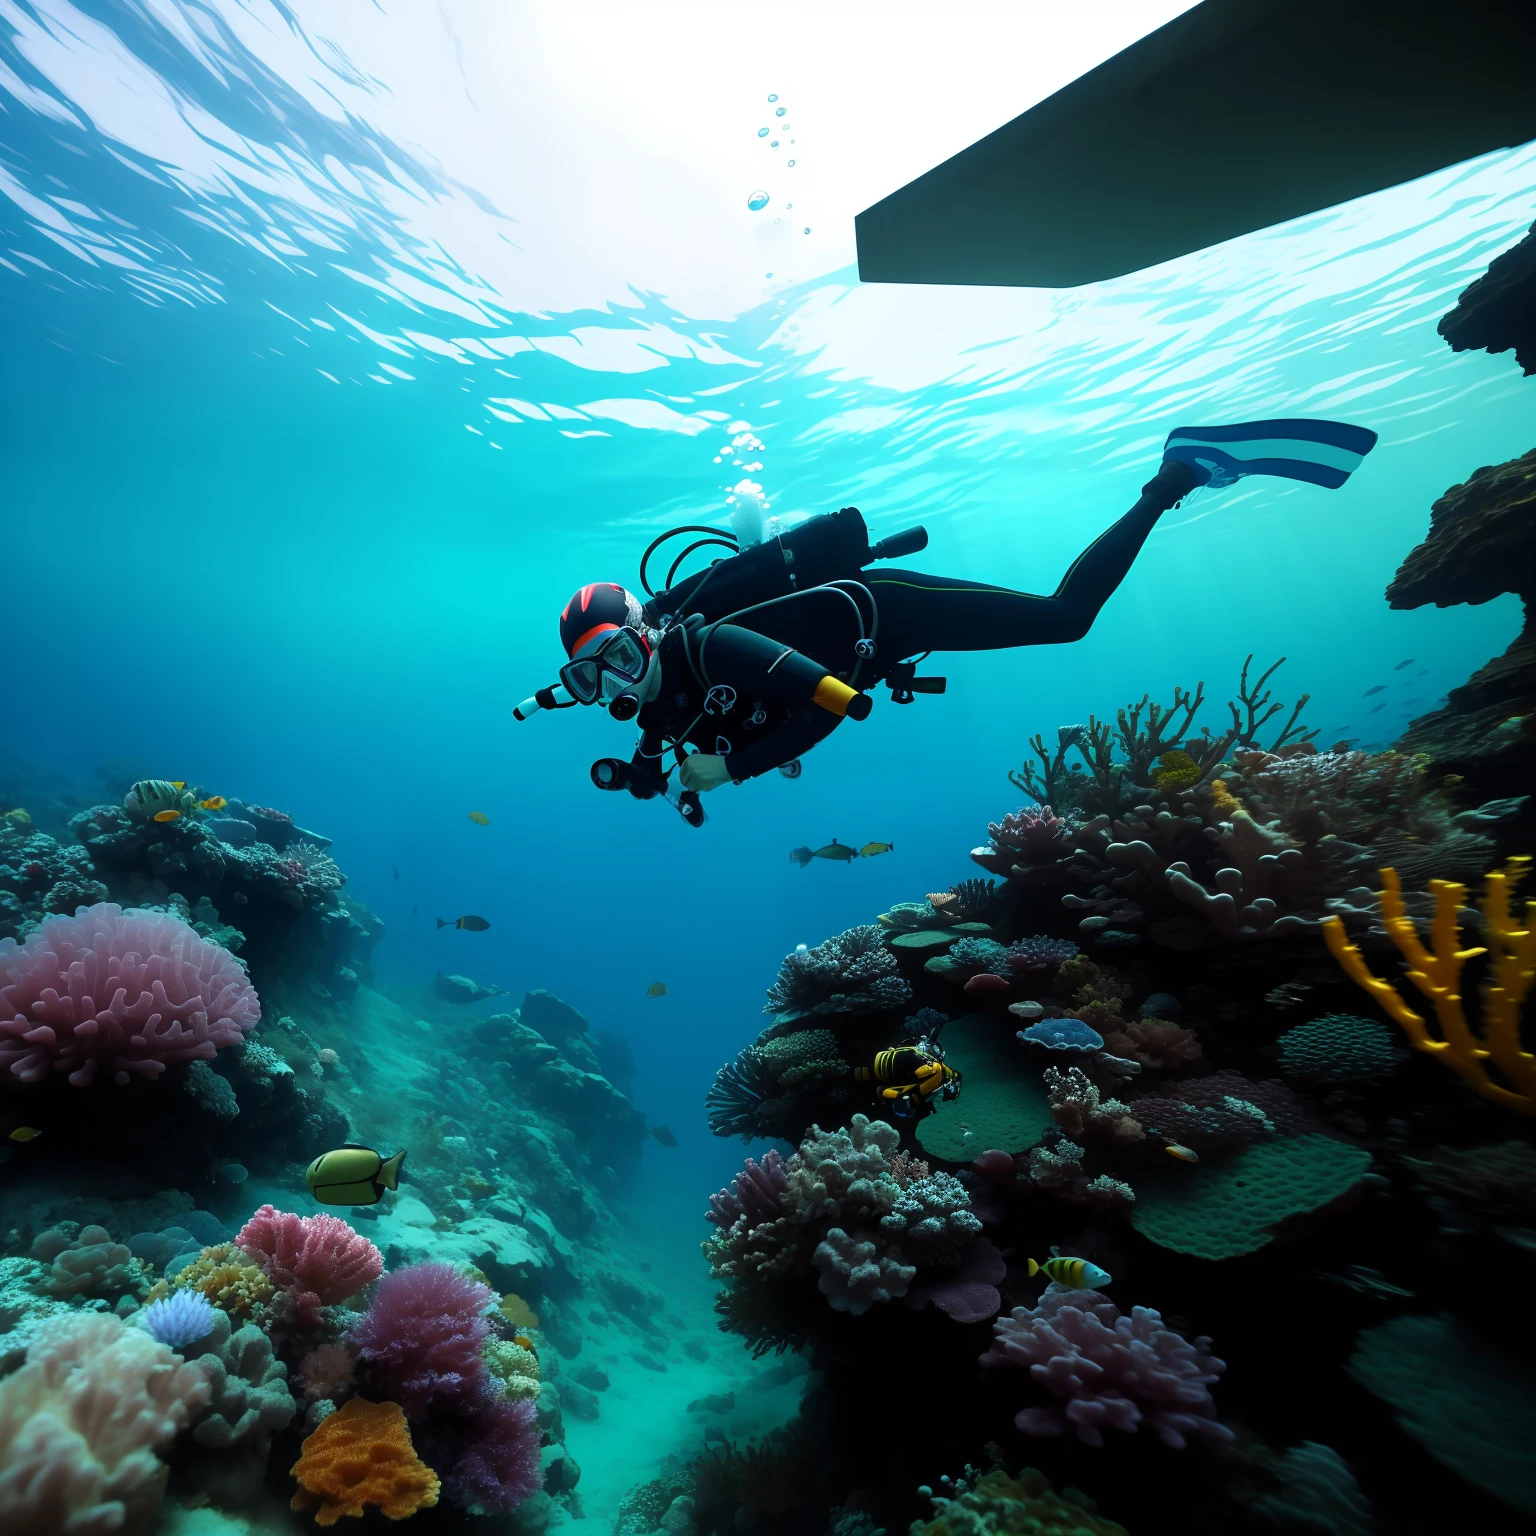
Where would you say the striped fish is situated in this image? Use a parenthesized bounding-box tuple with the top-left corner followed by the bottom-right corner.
(1163, 418, 1377, 491)
(124, 779, 189, 819)
(1028, 1255, 1112, 1290)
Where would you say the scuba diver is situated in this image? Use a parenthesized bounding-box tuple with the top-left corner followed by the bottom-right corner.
(515, 418, 1377, 826)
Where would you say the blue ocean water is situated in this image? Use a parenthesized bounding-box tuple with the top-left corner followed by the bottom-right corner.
(1, 6, 1534, 1534)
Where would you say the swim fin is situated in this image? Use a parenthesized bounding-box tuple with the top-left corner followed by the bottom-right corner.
(1162, 418, 1378, 491)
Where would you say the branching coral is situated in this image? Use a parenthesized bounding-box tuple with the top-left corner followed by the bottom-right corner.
(705, 1043, 778, 1139)
(1044, 1067, 1144, 1145)
(236, 1206, 383, 1327)
(0, 1312, 213, 1534)
(764, 924, 911, 1017)
(913, 1466, 1129, 1536)
(289, 1397, 439, 1525)
(163, 1243, 275, 1318)
(981, 1285, 1232, 1449)
(1323, 859, 1535, 1114)
(0, 902, 261, 1085)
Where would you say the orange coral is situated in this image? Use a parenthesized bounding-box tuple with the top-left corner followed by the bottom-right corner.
(497, 1291, 540, 1331)
(290, 1398, 439, 1525)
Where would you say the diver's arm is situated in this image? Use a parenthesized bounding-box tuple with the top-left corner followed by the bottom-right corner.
(722, 706, 841, 780)
(625, 726, 669, 798)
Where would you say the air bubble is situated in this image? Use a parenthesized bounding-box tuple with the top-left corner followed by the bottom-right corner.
(770, 140, 779, 148)
(747, 189, 769, 211)
(788, 159, 796, 167)
(775, 106, 786, 117)
(757, 127, 769, 138)
(803, 227, 811, 234)
(767, 93, 778, 102)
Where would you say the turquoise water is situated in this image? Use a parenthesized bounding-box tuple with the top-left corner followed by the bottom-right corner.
(1, 6, 1534, 1535)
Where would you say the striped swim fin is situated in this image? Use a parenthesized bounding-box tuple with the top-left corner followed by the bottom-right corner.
(1163, 418, 1378, 490)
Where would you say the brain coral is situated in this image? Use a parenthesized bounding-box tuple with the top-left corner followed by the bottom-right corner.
(1277, 1014, 1401, 1083)
(1131, 1133, 1373, 1260)
(0, 902, 261, 1086)
(290, 1397, 440, 1525)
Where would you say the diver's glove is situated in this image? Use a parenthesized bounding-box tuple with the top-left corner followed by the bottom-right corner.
(680, 753, 734, 793)
(624, 754, 668, 799)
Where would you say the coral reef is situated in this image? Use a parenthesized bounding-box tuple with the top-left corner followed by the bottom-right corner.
(0, 1312, 212, 1533)
(912, 1465, 1128, 1536)
(0, 903, 260, 1085)
(1349, 1313, 1536, 1516)
(137, 1290, 217, 1350)
(289, 1397, 440, 1525)
(1276, 1013, 1401, 1083)
(764, 925, 912, 1017)
(981, 1283, 1232, 1448)
(235, 1206, 383, 1328)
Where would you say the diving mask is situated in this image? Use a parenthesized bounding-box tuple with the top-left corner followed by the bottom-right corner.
(559, 626, 653, 706)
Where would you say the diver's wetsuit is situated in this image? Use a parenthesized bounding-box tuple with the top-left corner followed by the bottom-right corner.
(624, 461, 1195, 793)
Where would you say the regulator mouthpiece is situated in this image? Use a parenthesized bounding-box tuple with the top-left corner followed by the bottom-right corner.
(514, 684, 574, 721)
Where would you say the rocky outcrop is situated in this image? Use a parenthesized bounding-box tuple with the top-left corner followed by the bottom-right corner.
(1438, 219, 1536, 375)
(1389, 449, 1536, 805)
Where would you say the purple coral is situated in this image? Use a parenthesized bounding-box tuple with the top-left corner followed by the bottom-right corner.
(0, 902, 261, 1086)
(1004, 936, 1080, 976)
(707, 1148, 790, 1229)
(439, 1394, 542, 1514)
(981, 1284, 1232, 1448)
(351, 1262, 493, 1415)
(138, 1289, 217, 1350)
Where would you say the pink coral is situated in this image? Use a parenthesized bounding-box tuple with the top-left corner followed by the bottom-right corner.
(981, 1284, 1232, 1449)
(0, 903, 261, 1086)
(350, 1263, 494, 1416)
(236, 1206, 383, 1327)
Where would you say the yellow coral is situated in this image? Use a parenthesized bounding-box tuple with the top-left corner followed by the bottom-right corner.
(497, 1291, 540, 1332)
(1152, 749, 1202, 791)
(1322, 858, 1535, 1114)
(291, 1397, 439, 1525)
(484, 1339, 541, 1400)
(1208, 778, 1242, 817)
(170, 1243, 275, 1318)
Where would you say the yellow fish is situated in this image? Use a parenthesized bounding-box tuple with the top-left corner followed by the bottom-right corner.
(305, 1144, 407, 1207)
(1165, 1142, 1200, 1163)
(1028, 1255, 1112, 1289)
(859, 841, 894, 857)
(153, 809, 182, 823)
(512, 1334, 536, 1351)
(3, 809, 31, 825)
(199, 796, 227, 811)
(9, 1126, 41, 1143)
(646, 982, 668, 998)
(468, 811, 491, 826)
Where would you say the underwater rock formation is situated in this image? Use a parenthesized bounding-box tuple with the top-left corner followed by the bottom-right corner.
(1438, 217, 1536, 374)
(1389, 448, 1536, 805)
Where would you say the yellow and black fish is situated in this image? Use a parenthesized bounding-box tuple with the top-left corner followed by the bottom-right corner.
(468, 811, 491, 826)
(1028, 1255, 1112, 1289)
(305, 1144, 407, 1206)
(649, 1124, 678, 1147)
(438, 915, 490, 931)
(199, 796, 227, 811)
(153, 809, 182, 822)
(859, 841, 894, 858)
(8, 1126, 42, 1143)
(854, 1046, 960, 1117)
(646, 982, 668, 998)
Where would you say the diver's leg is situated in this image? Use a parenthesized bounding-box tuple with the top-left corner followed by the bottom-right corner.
(867, 460, 1200, 655)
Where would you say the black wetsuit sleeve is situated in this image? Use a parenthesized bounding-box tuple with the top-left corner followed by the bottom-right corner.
(694, 623, 843, 780)
(626, 728, 669, 798)
(697, 622, 831, 702)
(727, 707, 840, 780)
